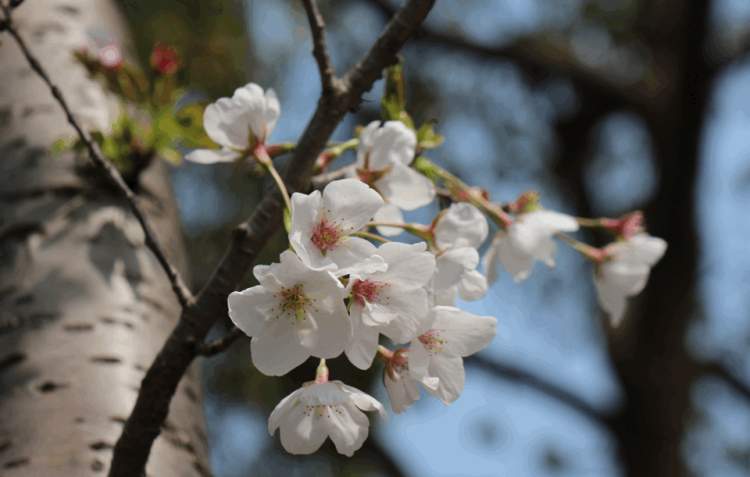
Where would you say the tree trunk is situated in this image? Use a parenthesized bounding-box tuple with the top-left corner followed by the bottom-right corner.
(0, 1, 208, 475)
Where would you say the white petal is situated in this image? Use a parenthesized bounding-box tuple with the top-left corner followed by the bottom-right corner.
(612, 233, 667, 265)
(322, 179, 384, 233)
(268, 388, 304, 435)
(203, 97, 250, 150)
(434, 203, 488, 250)
(594, 273, 628, 325)
(434, 247, 479, 292)
(251, 320, 309, 376)
(375, 242, 435, 288)
(232, 83, 280, 142)
(524, 210, 579, 233)
(326, 402, 370, 457)
(384, 372, 420, 414)
(356, 121, 382, 167)
(458, 270, 487, 301)
(184, 148, 241, 164)
(432, 306, 496, 357)
(345, 306, 380, 370)
(427, 353, 466, 404)
(301, 297, 351, 359)
(494, 231, 535, 282)
(278, 402, 328, 455)
(376, 162, 435, 210)
(373, 203, 404, 237)
(340, 384, 386, 417)
(376, 287, 429, 343)
(227, 287, 275, 337)
(290, 191, 331, 270)
(369, 121, 416, 167)
(326, 236, 379, 271)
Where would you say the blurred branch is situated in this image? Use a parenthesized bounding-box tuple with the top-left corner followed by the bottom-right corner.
(197, 326, 245, 357)
(467, 355, 614, 430)
(711, 28, 750, 73)
(705, 360, 750, 403)
(109, 2, 436, 475)
(364, 0, 654, 114)
(0, 3, 194, 310)
(301, 0, 338, 94)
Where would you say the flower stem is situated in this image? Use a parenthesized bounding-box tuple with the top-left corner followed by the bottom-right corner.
(315, 359, 329, 384)
(367, 221, 432, 241)
(353, 231, 389, 243)
(412, 156, 513, 228)
(255, 145, 292, 213)
(575, 217, 602, 227)
(556, 233, 606, 263)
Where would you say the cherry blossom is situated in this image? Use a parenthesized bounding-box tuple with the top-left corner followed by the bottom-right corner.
(382, 348, 439, 413)
(186, 82, 280, 164)
(344, 242, 436, 369)
(354, 121, 435, 232)
(268, 380, 385, 456)
(227, 250, 350, 376)
(594, 233, 667, 325)
(407, 306, 496, 404)
(433, 202, 488, 251)
(433, 247, 488, 305)
(483, 210, 579, 283)
(289, 179, 384, 271)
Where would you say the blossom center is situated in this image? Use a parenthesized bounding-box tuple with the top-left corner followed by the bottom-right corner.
(418, 330, 447, 353)
(276, 284, 310, 322)
(303, 404, 345, 419)
(310, 219, 342, 254)
(351, 279, 386, 306)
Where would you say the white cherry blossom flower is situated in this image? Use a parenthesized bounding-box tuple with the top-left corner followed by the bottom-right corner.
(594, 233, 667, 325)
(433, 247, 487, 305)
(434, 202, 488, 250)
(354, 121, 435, 232)
(483, 210, 579, 283)
(228, 250, 350, 376)
(290, 179, 384, 271)
(382, 348, 439, 413)
(344, 242, 436, 369)
(186, 82, 280, 164)
(268, 380, 385, 456)
(408, 306, 496, 404)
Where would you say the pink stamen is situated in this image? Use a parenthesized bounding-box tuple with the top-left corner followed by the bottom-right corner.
(310, 219, 341, 254)
(418, 330, 446, 353)
(351, 279, 385, 306)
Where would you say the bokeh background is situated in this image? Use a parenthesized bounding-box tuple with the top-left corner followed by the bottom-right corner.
(119, 0, 750, 475)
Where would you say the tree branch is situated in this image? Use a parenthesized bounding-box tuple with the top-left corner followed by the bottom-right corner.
(363, 0, 654, 114)
(705, 360, 750, 403)
(467, 355, 614, 430)
(196, 326, 245, 357)
(108, 2, 435, 476)
(301, 0, 337, 94)
(0, 3, 194, 310)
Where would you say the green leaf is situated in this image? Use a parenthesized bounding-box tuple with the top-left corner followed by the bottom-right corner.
(417, 121, 444, 150)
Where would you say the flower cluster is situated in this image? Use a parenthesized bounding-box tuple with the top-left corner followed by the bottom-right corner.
(190, 77, 667, 457)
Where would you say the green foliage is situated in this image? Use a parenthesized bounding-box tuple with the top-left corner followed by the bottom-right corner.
(381, 62, 444, 152)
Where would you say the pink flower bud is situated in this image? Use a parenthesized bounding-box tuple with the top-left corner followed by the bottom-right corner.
(150, 43, 180, 75)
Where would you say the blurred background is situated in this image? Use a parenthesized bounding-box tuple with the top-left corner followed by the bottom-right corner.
(119, 0, 750, 475)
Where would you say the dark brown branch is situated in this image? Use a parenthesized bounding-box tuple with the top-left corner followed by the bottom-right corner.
(467, 355, 614, 430)
(301, 0, 337, 94)
(108, 2, 435, 476)
(705, 361, 750, 403)
(0, 4, 194, 310)
(196, 326, 245, 357)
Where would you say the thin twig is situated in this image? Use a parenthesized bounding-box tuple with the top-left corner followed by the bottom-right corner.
(301, 0, 337, 94)
(0, 4, 193, 309)
(705, 360, 750, 403)
(109, 2, 435, 476)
